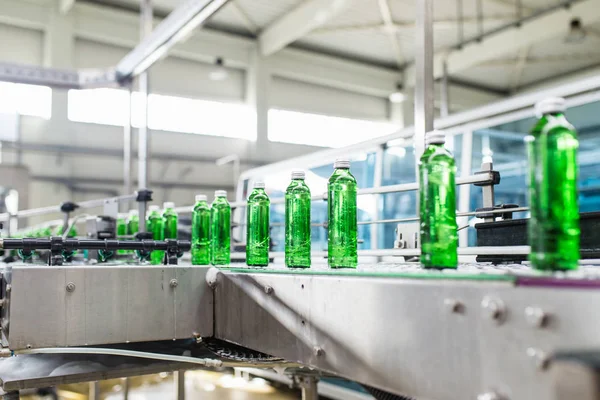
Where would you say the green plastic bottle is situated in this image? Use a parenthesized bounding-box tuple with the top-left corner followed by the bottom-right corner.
(211, 190, 231, 266)
(285, 170, 311, 268)
(419, 130, 458, 269)
(328, 159, 358, 268)
(116, 215, 127, 254)
(147, 205, 165, 264)
(246, 182, 270, 267)
(163, 202, 178, 240)
(191, 194, 211, 265)
(526, 97, 579, 271)
(127, 209, 139, 236)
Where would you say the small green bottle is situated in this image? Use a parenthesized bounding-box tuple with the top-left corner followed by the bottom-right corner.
(285, 170, 311, 268)
(116, 215, 128, 254)
(191, 194, 211, 265)
(162, 202, 178, 239)
(328, 159, 358, 268)
(246, 182, 270, 267)
(419, 130, 458, 269)
(211, 190, 231, 266)
(526, 97, 579, 271)
(127, 209, 139, 236)
(147, 205, 165, 265)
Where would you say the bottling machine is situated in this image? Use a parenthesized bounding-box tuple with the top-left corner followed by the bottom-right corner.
(0, 158, 598, 400)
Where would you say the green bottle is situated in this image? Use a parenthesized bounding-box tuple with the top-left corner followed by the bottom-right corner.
(285, 170, 311, 268)
(127, 209, 139, 236)
(246, 182, 270, 267)
(116, 215, 128, 254)
(147, 205, 165, 265)
(419, 130, 458, 269)
(526, 97, 579, 271)
(163, 202, 178, 239)
(211, 190, 231, 266)
(328, 159, 358, 268)
(191, 194, 211, 265)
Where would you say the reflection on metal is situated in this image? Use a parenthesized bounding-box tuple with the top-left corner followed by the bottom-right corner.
(4, 265, 213, 349)
(115, 0, 230, 82)
(214, 268, 600, 399)
(414, 0, 434, 171)
(441, 61, 450, 118)
(0, 62, 117, 90)
(175, 370, 185, 400)
(137, 0, 152, 193)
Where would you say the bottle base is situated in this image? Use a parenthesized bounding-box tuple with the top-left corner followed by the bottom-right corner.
(529, 252, 578, 271)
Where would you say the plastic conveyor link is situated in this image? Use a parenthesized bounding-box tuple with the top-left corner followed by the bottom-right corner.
(0, 237, 191, 252)
(0, 237, 191, 266)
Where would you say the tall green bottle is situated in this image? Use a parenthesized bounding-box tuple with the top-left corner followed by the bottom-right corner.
(526, 97, 579, 271)
(163, 202, 178, 239)
(285, 170, 311, 268)
(328, 159, 358, 268)
(147, 205, 165, 265)
(127, 209, 139, 236)
(211, 190, 231, 265)
(419, 130, 458, 269)
(191, 194, 211, 265)
(116, 215, 127, 254)
(246, 182, 270, 267)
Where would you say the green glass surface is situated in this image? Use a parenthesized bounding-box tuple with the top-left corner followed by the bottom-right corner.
(116, 218, 127, 254)
(223, 264, 515, 282)
(328, 168, 358, 268)
(419, 143, 458, 269)
(147, 209, 165, 265)
(285, 178, 311, 268)
(127, 214, 139, 236)
(191, 200, 211, 265)
(246, 188, 270, 266)
(211, 196, 231, 265)
(163, 207, 178, 239)
(527, 112, 580, 270)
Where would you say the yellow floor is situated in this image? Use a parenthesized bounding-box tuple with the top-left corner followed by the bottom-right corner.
(22, 370, 299, 400)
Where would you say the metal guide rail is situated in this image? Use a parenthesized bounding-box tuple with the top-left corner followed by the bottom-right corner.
(0, 263, 600, 399)
(0, 238, 191, 266)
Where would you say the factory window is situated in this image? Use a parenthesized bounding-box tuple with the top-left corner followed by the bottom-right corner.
(0, 81, 52, 119)
(68, 89, 257, 140)
(268, 109, 397, 148)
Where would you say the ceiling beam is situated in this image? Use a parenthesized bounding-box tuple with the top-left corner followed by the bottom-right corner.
(405, 0, 600, 87)
(259, 0, 350, 56)
(59, 0, 76, 14)
(377, 0, 404, 68)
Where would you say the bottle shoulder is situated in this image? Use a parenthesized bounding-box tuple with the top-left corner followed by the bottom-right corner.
(193, 202, 210, 212)
(211, 200, 230, 210)
(420, 145, 455, 165)
(248, 190, 270, 202)
(286, 181, 311, 195)
(530, 114, 577, 137)
(328, 169, 357, 184)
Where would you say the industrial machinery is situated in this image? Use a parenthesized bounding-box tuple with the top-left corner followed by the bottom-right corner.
(0, 161, 598, 400)
(2, 0, 600, 398)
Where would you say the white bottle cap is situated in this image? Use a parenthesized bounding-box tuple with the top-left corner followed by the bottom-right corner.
(291, 170, 306, 179)
(128, 209, 138, 216)
(215, 190, 227, 198)
(163, 202, 175, 209)
(535, 97, 566, 117)
(195, 194, 207, 202)
(425, 130, 446, 146)
(254, 181, 265, 189)
(334, 158, 351, 169)
(149, 205, 160, 212)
